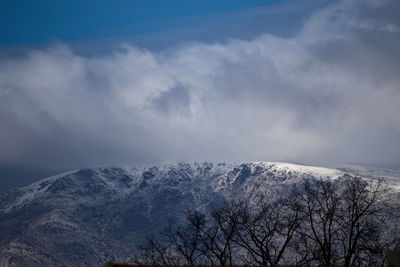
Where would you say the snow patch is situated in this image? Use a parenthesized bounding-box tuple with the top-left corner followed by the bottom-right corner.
(257, 162, 343, 179)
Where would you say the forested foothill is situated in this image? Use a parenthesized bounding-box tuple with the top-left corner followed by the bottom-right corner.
(115, 176, 400, 267)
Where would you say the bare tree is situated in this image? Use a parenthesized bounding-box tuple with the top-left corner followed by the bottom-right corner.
(296, 176, 393, 267)
(296, 178, 340, 266)
(165, 211, 205, 267)
(357, 223, 400, 266)
(233, 197, 302, 266)
(137, 235, 178, 266)
(136, 175, 399, 267)
(335, 176, 388, 267)
(187, 201, 239, 266)
(291, 232, 314, 266)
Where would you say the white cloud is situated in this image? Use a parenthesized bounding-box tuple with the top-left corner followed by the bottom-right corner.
(0, 0, 400, 170)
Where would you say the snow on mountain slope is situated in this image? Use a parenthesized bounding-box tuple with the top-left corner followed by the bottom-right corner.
(267, 162, 342, 178)
(0, 162, 399, 266)
(336, 164, 400, 190)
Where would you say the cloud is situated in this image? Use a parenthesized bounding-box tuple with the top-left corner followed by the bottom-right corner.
(0, 0, 400, 174)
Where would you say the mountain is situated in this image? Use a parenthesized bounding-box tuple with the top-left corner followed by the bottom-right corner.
(0, 162, 399, 266)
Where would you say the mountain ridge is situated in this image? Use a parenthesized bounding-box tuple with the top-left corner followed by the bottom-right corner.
(1, 161, 399, 266)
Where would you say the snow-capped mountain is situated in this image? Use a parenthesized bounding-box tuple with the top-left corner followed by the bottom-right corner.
(0, 162, 399, 266)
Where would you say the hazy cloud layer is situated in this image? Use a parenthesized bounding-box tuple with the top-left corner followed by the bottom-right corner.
(1, 0, 400, 175)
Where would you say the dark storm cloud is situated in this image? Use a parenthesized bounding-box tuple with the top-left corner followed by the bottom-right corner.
(153, 85, 191, 115)
(0, 0, 400, 187)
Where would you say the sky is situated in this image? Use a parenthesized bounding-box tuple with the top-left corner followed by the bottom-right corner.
(1, 0, 287, 44)
(1, 0, 400, 192)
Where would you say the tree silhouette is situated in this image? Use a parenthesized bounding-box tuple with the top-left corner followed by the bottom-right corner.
(135, 175, 399, 267)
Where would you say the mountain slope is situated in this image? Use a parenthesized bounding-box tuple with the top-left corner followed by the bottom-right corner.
(0, 162, 399, 266)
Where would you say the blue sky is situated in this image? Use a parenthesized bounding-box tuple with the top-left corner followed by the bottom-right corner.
(1, 0, 285, 45)
(0, 0, 334, 55)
